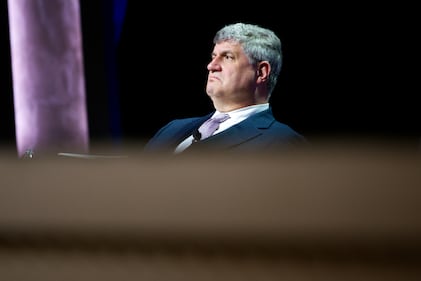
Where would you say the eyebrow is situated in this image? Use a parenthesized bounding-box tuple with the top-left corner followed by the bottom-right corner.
(212, 50, 236, 57)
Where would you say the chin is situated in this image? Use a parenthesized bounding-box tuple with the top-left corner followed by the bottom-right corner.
(205, 87, 214, 96)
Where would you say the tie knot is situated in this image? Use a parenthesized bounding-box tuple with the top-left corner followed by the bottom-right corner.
(197, 113, 230, 140)
(212, 113, 230, 123)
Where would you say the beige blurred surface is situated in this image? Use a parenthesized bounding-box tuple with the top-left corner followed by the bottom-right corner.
(1, 139, 420, 280)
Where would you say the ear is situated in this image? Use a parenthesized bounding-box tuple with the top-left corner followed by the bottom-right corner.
(256, 61, 270, 83)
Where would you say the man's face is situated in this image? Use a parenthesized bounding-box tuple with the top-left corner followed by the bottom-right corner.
(206, 41, 257, 110)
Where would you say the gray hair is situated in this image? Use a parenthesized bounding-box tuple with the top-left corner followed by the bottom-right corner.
(213, 23, 283, 98)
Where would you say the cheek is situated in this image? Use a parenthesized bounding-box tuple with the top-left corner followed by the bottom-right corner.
(235, 69, 256, 85)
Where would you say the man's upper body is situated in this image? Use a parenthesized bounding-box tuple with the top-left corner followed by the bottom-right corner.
(144, 23, 306, 154)
(144, 104, 305, 154)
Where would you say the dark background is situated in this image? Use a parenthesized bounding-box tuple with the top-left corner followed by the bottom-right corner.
(1, 1, 419, 150)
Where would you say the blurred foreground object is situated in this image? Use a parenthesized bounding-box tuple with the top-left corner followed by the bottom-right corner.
(1, 140, 420, 280)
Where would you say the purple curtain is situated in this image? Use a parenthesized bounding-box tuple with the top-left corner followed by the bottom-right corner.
(8, 0, 89, 157)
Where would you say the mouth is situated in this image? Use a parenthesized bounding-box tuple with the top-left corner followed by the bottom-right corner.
(208, 75, 220, 82)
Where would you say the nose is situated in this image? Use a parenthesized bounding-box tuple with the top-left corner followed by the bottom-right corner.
(207, 57, 220, 72)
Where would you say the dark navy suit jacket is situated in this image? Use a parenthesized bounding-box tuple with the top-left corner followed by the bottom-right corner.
(143, 108, 306, 153)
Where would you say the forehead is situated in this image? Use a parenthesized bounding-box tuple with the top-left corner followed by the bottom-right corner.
(212, 41, 243, 54)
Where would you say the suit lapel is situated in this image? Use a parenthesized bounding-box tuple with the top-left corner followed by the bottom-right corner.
(169, 114, 213, 147)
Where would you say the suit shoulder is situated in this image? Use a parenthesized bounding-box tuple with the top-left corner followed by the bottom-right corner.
(270, 120, 306, 140)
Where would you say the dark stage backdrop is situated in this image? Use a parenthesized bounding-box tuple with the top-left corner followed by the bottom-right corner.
(1, 1, 419, 150)
(0, 0, 14, 146)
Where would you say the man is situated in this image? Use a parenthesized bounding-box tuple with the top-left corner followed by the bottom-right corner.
(144, 23, 306, 154)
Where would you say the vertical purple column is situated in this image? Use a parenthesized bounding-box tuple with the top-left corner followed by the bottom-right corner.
(8, 0, 89, 157)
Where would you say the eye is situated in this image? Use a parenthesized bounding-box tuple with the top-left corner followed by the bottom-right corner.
(224, 54, 234, 61)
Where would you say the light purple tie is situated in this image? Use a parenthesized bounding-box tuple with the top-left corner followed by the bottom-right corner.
(198, 113, 230, 140)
